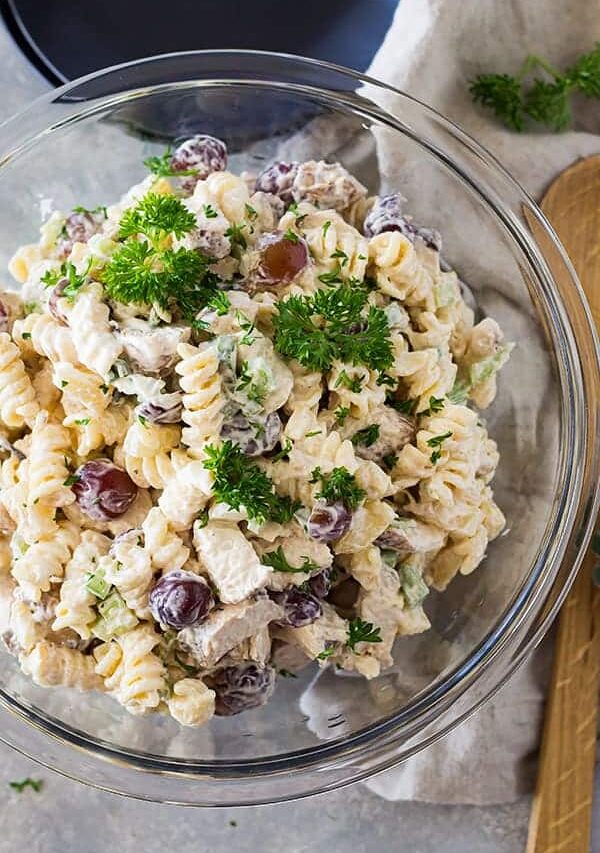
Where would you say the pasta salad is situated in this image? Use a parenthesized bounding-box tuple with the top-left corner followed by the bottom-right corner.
(0, 135, 513, 725)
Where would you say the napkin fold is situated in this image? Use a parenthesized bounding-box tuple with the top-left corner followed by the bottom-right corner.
(362, 0, 600, 805)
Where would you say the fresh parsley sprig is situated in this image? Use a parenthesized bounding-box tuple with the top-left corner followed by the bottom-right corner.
(347, 617, 382, 650)
(40, 260, 91, 300)
(144, 147, 199, 178)
(469, 43, 600, 131)
(310, 466, 366, 510)
(9, 778, 43, 793)
(273, 283, 392, 373)
(100, 193, 219, 319)
(118, 193, 196, 245)
(261, 545, 319, 574)
(203, 441, 300, 525)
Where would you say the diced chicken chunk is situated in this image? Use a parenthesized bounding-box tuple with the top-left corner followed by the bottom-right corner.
(218, 625, 272, 668)
(193, 520, 272, 604)
(348, 407, 415, 464)
(270, 639, 311, 674)
(178, 597, 283, 668)
(252, 522, 332, 591)
(291, 161, 367, 211)
(118, 323, 191, 376)
(273, 601, 347, 659)
(375, 516, 445, 555)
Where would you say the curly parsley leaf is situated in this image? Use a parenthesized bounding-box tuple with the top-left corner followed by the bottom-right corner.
(310, 466, 366, 510)
(203, 441, 300, 524)
(347, 617, 382, 650)
(41, 260, 91, 300)
(273, 283, 392, 373)
(100, 194, 219, 318)
(422, 396, 445, 416)
(261, 545, 318, 574)
(118, 193, 196, 243)
(144, 147, 199, 178)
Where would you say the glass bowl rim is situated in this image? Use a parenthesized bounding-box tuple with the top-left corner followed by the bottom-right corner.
(0, 49, 598, 804)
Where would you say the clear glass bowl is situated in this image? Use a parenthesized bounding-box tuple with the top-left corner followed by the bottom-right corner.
(0, 51, 598, 806)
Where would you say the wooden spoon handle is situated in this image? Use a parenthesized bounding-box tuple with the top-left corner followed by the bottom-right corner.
(527, 156, 600, 853)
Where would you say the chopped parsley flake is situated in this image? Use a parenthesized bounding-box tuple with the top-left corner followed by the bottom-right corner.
(225, 222, 247, 250)
(63, 474, 80, 487)
(387, 395, 416, 416)
(283, 228, 299, 243)
(261, 545, 318, 574)
(207, 291, 231, 316)
(382, 453, 398, 470)
(423, 396, 445, 416)
(272, 437, 293, 462)
(74, 418, 90, 426)
(351, 424, 380, 448)
(245, 203, 258, 220)
(334, 406, 351, 426)
(41, 259, 91, 301)
(72, 204, 107, 218)
(335, 369, 364, 393)
(236, 361, 268, 407)
(322, 220, 332, 237)
(316, 646, 336, 661)
(427, 430, 453, 463)
(317, 263, 344, 286)
(310, 466, 366, 510)
(144, 147, 199, 178)
(203, 204, 218, 219)
(8, 778, 43, 793)
(330, 248, 349, 266)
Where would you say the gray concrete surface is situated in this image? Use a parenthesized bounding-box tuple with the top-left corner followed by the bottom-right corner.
(0, 16, 597, 853)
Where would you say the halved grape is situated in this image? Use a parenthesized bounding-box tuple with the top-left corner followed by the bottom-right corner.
(136, 393, 183, 425)
(0, 300, 8, 334)
(308, 568, 332, 599)
(256, 231, 309, 285)
(48, 279, 69, 325)
(254, 162, 299, 204)
(364, 193, 441, 251)
(307, 501, 351, 542)
(209, 662, 276, 716)
(170, 135, 227, 188)
(272, 587, 321, 627)
(72, 460, 138, 521)
(220, 410, 282, 457)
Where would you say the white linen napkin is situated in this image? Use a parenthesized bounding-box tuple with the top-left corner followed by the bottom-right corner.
(362, 0, 600, 805)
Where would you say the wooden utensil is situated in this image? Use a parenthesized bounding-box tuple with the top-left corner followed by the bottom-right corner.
(527, 155, 600, 853)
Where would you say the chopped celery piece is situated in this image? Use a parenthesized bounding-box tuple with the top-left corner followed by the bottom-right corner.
(85, 568, 111, 600)
(398, 563, 429, 608)
(446, 379, 470, 405)
(469, 343, 514, 386)
(380, 549, 399, 569)
(92, 591, 138, 641)
(434, 279, 456, 309)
